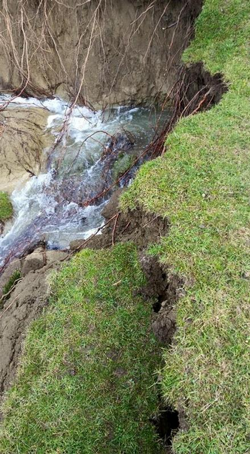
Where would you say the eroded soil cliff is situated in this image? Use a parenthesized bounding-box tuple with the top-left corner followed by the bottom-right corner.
(0, 0, 202, 106)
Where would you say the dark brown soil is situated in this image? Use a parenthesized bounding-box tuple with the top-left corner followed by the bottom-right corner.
(70, 188, 169, 251)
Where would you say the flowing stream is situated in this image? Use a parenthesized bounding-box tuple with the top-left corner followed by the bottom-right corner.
(0, 96, 170, 269)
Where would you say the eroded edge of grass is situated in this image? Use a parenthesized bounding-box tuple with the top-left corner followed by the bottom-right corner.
(120, 0, 250, 452)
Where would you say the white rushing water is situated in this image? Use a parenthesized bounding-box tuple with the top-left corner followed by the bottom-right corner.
(0, 95, 169, 267)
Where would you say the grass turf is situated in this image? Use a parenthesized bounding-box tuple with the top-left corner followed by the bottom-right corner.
(0, 244, 163, 453)
(0, 192, 13, 222)
(121, 0, 250, 452)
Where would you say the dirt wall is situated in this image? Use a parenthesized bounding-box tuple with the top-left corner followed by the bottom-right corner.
(0, 107, 52, 193)
(0, 0, 203, 107)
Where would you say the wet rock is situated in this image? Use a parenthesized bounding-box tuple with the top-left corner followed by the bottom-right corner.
(70, 240, 85, 252)
(102, 132, 134, 159)
(45, 250, 68, 265)
(101, 133, 135, 186)
(101, 189, 124, 220)
(21, 249, 46, 277)
(21, 248, 68, 277)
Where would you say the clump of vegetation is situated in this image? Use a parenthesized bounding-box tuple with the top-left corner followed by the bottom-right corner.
(112, 153, 135, 181)
(2, 270, 21, 304)
(0, 192, 13, 222)
(121, 0, 250, 452)
(0, 244, 163, 453)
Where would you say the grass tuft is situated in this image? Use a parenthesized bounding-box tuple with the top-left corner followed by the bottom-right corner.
(0, 192, 13, 222)
(2, 270, 21, 303)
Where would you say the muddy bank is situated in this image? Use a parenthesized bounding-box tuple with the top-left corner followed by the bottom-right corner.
(0, 0, 203, 106)
(0, 107, 52, 193)
(70, 189, 169, 251)
(0, 249, 68, 414)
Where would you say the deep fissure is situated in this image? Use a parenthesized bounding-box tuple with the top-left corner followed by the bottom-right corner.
(152, 406, 180, 448)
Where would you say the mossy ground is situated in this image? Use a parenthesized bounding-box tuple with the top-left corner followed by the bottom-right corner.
(0, 244, 163, 454)
(0, 192, 13, 222)
(121, 0, 250, 452)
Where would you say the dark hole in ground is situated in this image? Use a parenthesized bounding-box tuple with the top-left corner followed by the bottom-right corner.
(153, 300, 162, 313)
(152, 406, 180, 448)
(153, 293, 168, 313)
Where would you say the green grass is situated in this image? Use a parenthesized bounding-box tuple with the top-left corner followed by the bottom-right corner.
(1, 270, 21, 304)
(121, 0, 250, 452)
(0, 192, 13, 222)
(0, 244, 163, 454)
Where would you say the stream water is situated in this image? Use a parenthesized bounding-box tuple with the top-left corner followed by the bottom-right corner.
(0, 96, 170, 269)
